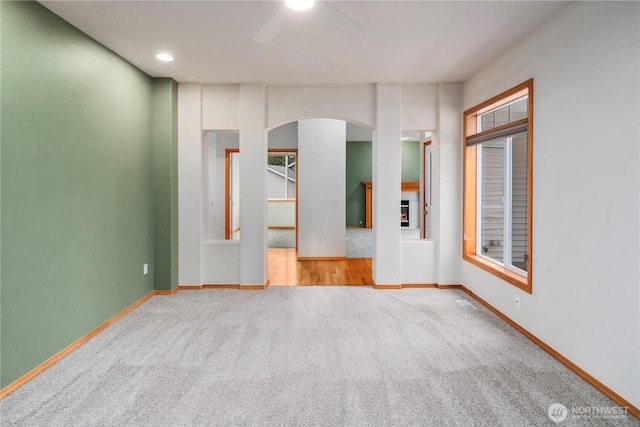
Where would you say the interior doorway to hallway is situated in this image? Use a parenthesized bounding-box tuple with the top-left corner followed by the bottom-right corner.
(267, 150, 297, 249)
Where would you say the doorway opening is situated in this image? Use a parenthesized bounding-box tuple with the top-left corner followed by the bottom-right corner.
(225, 148, 299, 247)
(423, 140, 432, 239)
(225, 149, 240, 240)
(267, 150, 298, 249)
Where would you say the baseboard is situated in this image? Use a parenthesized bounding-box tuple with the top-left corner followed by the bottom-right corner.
(174, 284, 271, 291)
(297, 257, 347, 261)
(178, 285, 202, 291)
(156, 285, 204, 295)
(373, 284, 402, 290)
(435, 284, 463, 289)
(154, 287, 180, 296)
(240, 279, 270, 291)
(0, 290, 157, 399)
(202, 284, 240, 289)
(401, 283, 437, 288)
(458, 286, 639, 419)
(268, 226, 295, 229)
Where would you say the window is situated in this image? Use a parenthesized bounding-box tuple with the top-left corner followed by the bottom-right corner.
(267, 153, 296, 200)
(463, 80, 533, 292)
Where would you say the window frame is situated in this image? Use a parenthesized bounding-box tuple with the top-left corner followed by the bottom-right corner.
(463, 79, 533, 293)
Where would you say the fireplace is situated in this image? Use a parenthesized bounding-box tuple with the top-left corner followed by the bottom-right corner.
(401, 200, 409, 227)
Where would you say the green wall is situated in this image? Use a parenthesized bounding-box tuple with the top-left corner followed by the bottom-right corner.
(345, 140, 420, 227)
(346, 142, 372, 227)
(0, 1, 168, 388)
(152, 79, 179, 291)
(402, 140, 420, 182)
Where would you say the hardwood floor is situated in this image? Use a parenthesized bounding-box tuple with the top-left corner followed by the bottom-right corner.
(268, 249, 373, 286)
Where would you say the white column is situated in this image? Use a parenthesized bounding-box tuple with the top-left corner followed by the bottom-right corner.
(178, 83, 203, 285)
(297, 119, 346, 258)
(372, 83, 402, 287)
(435, 83, 463, 285)
(239, 84, 268, 287)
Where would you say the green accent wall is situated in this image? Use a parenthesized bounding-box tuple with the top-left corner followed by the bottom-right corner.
(345, 140, 420, 227)
(152, 79, 179, 291)
(0, 1, 163, 388)
(402, 140, 420, 182)
(346, 142, 372, 227)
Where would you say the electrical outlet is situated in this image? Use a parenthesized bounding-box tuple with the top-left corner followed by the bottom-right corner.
(143, 263, 149, 276)
(514, 294, 520, 308)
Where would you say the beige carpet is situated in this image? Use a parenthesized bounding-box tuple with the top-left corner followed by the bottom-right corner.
(1, 287, 634, 426)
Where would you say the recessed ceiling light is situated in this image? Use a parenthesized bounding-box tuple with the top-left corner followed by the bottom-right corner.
(285, 0, 315, 11)
(156, 53, 174, 62)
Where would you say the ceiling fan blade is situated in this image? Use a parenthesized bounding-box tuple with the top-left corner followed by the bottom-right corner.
(317, 1, 366, 40)
(253, 5, 293, 44)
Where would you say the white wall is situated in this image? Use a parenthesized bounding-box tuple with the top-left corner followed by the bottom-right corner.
(178, 83, 203, 285)
(402, 84, 438, 131)
(298, 119, 346, 258)
(268, 201, 295, 228)
(346, 122, 373, 142)
(202, 84, 240, 131)
(203, 132, 216, 242)
(462, 1, 639, 407)
(267, 85, 376, 129)
(201, 241, 240, 284)
(401, 240, 437, 284)
(268, 121, 298, 149)
(238, 84, 268, 286)
(434, 83, 463, 285)
(372, 84, 403, 286)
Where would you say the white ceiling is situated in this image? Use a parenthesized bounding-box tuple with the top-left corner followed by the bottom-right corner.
(40, 1, 570, 85)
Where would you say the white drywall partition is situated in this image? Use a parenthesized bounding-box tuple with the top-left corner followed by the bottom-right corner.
(201, 241, 240, 284)
(268, 122, 298, 149)
(267, 84, 376, 130)
(401, 240, 438, 284)
(202, 84, 239, 131)
(297, 119, 346, 258)
(268, 202, 295, 228)
(372, 83, 402, 286)
(402, 84, 438, 131)
(238, 84, 268, 286)
(435, 83, 463, 285)
(462, 1, 639, 407)
(178, 83, 203, 285)
(203, 132, 216, 242)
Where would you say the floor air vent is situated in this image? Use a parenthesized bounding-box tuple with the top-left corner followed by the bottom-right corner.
(456, 299, 477, 310)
